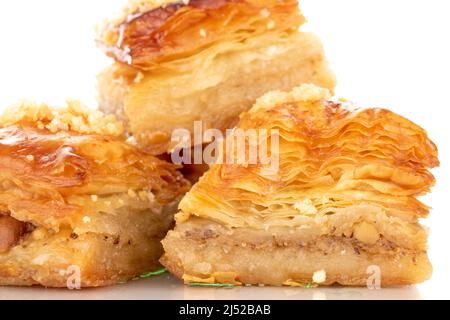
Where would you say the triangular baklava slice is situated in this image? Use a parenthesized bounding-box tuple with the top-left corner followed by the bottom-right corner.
(0, 101, 190, 287)
(162, 84, 439, 286)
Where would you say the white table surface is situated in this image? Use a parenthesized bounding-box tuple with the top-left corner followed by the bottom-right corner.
(0, 274, 445, 300)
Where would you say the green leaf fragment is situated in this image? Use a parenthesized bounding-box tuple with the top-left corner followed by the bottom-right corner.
(139, 268, 168, 279)
(188, 283, 235, 288)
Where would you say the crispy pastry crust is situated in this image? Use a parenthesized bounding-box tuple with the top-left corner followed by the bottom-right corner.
(0, 204, 177, 287)
(162, 84, 439, 286)
(98, 0, 305, 69)
(97, 0, 335, 155)
(98, 32, 336, 154)
(0, 101, 190, 287)
(178, 85, 438, 228)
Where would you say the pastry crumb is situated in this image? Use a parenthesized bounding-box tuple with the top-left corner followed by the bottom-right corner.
(313, 270, 327, 284)
(82, 216, 92, 224)
(0, 100, 124, 137)
(294, 199, 318, 215)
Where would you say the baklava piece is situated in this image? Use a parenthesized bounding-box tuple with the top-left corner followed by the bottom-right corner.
(162, 84, 439, 286)
(97, 0, 336, 154)
(0, 101, 190, 287)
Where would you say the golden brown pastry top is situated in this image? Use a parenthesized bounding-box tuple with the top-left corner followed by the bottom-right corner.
(178, 85, 439, 229)
(0, 101, 190, 229)
(97, 0, 305, 69)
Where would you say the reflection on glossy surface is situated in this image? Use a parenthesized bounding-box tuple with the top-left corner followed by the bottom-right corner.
(98, 0, 304, 69)
(0, 275, 424, 300)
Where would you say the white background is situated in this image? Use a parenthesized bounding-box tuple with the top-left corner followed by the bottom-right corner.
(0, 0, 449, 300)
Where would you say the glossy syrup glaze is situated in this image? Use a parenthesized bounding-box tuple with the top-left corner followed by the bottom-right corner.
(0, 126, 90, 188)
(99, 0, 304, 69)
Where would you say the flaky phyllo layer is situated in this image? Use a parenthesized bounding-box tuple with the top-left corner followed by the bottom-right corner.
(0, 101, 189, 231)
(97, 0, 305, 70)
(177, 85, 439, 253)
(0, 101, 190, 286)
(96, 0, 335, 154)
